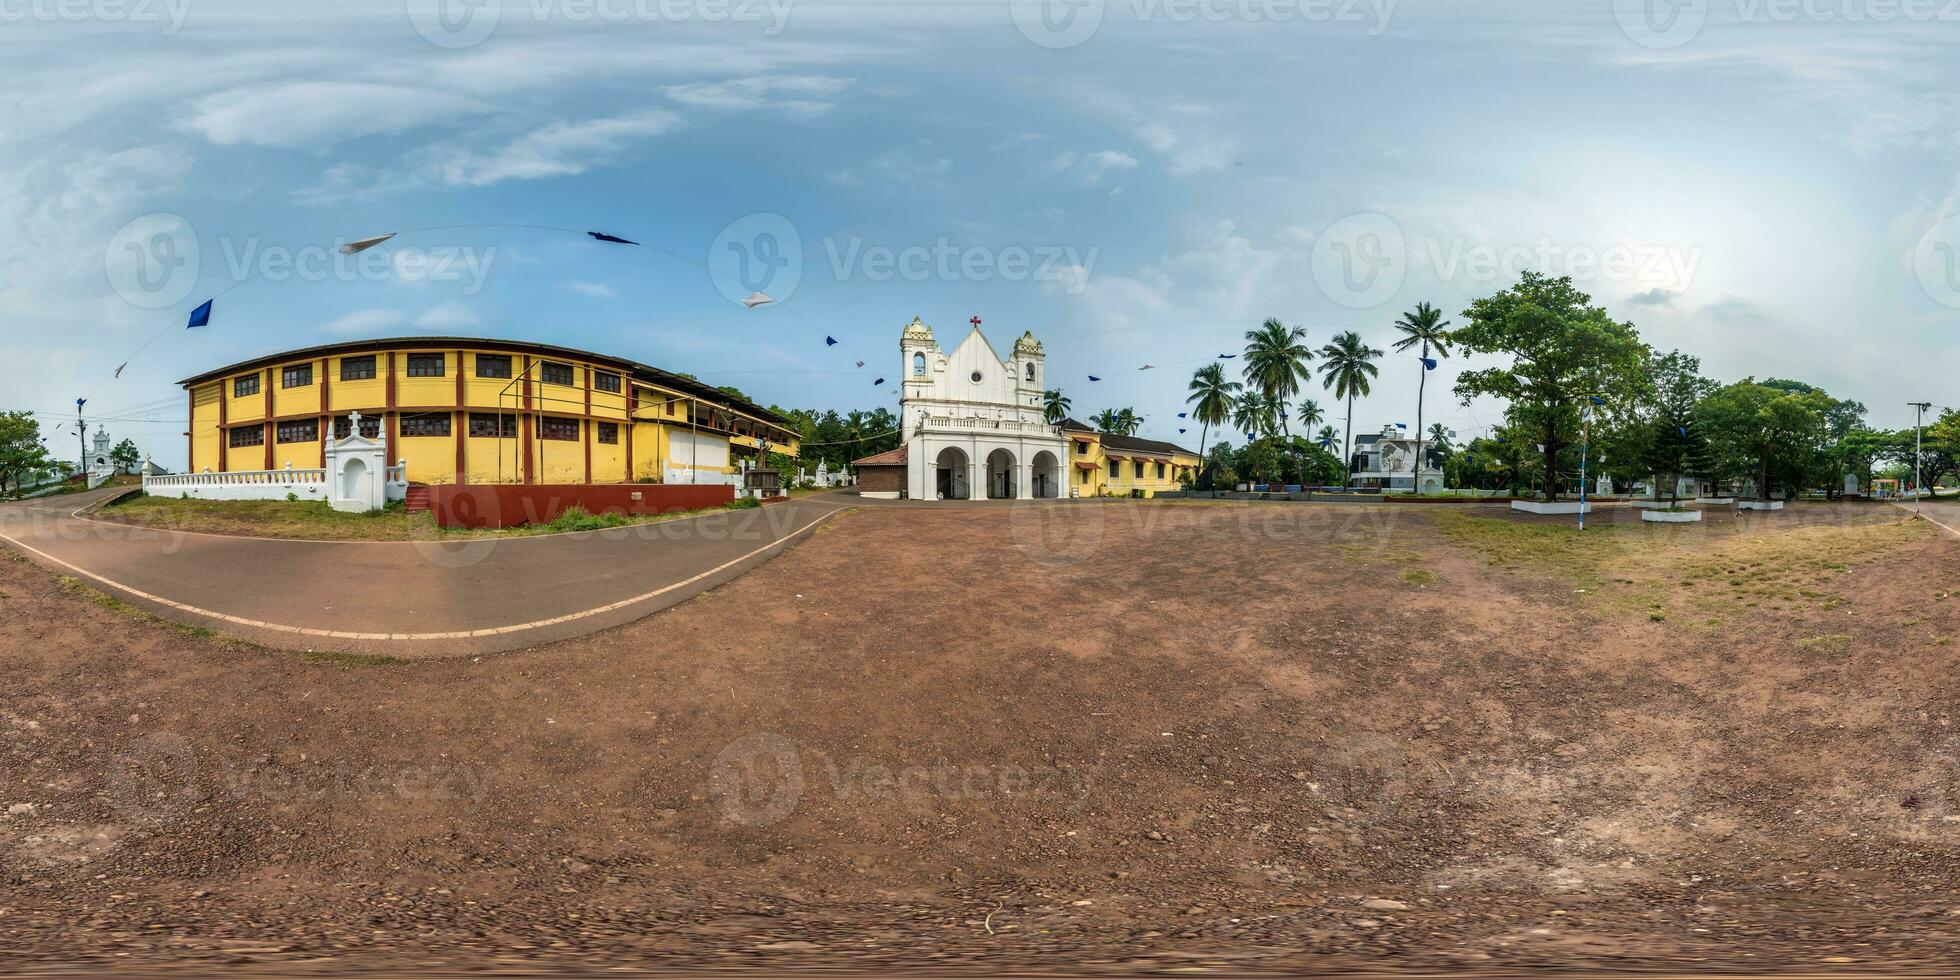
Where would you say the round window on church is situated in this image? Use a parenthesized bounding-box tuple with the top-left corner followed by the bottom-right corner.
(970, 370, 983, 383)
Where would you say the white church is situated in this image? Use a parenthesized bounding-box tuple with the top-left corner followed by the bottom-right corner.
(854, 317, 1070, 501)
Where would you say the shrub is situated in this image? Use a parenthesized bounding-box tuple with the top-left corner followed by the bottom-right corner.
(727, 496, 761, 510)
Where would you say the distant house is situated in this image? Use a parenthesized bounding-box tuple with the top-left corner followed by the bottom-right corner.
(1349, 424, 1445, 494)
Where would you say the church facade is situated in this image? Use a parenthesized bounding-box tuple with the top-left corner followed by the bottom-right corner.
(858, 317, 1071, 501)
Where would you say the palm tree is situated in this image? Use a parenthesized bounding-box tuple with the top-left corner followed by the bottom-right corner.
(1317, 425, 1341, 451)
(1186, 363, 1240, 467)
(1241, 318, 1313, 442)
(1318, 330, 1383, 487)
(1113, 407, 1142, 436)
(1043, 388, 1071, 424)
(1298, 397, 1324, 433)
(1390, 302, 1452, 492)
(1090, 408, 1121, 433)
(1232, 391, 1276, 441)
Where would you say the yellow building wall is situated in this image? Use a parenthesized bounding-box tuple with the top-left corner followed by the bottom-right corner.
(327, 353, 385, 412)
(394, 349, 455, 408)
(270, 430, 323, 471)
(397, 431, 455, 485)
(271, 359, 324, 418)
(1068, 435, 1196, 497)
(227, 373, 267, 424)
(189, 383, 221, 473)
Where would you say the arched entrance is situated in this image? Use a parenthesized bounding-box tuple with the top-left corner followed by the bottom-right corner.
(934, 446, 970, 500)
(1031, 450, 1060, 498)
(986, 448, 1018, 499)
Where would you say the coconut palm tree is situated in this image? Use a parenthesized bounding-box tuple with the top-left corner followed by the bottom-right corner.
(1317, 425, 1342, 452)
(1090, 408, 1121, 433)
(1186, 363, 1240, 467)
(1113, 407, 1142, 436)
(1241, 318, 1313, 442)
(1232, 391, 1277, 441)
(1042, 388, 1072, 424)
(1390, 302, 1452, 491)
(1318, 330, 1383, 487)
(1298, 397, 1325, 433)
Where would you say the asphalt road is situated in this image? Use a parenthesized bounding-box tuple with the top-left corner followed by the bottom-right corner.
(0, 487, 859, 657)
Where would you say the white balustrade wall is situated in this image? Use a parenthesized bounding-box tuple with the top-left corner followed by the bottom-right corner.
(143, 463, 408, 503)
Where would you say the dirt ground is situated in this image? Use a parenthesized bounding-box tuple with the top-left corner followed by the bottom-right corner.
(4, 499, 1960, 975)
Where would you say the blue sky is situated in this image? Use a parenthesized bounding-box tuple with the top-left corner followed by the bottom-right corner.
(4, 0, 1957, 468)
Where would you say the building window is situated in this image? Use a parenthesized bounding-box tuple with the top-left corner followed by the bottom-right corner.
(467, 413, 517, 438)
(406, 353, 445, 378)
(399, 412, 451, 437)
(540, 361, 574, 386)
(593, 370, 621, 393)
(1024, 362, 1034, 381)
(228, 425, 264, 448)
(1108, 460, 1120, 478)
(913, 353, 926, 376)
(969, 370, 983, 383)
(596, 421, 619, 444)
(233, 376, 259, 397)
(339, 355, 377, 381)
(476, 354, 512, 379)
(1156, 462, 1166, 480)
(332, 414, 382, 439)
(281, 364, 313, 388)
(1134, 460, 1145, 479)
(540, 416, 579, 441)
(276, 419, 318, 444)
(1080, 468, 1090, 484)
(1075, 441, 1087, 455)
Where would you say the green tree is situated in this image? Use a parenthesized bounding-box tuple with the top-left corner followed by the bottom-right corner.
(1186, 363, 1241, 478)
(1390, 301, 1452, 491)
(1242, 317, 1313, 443)
(1316, 425, 1341, 453)
(1450, 273, 1650, 502)
(1697, 379, 1833, 500)
(1643, 407, 1714, 506)
(1317, 330, 1383, 484)
(1231, 391, 1278, 441)
(1297, 397, 1324, 433)
(1043, 388, 1071, 424)
(0, 411, 53, 497)
(110, 438, 141, 474)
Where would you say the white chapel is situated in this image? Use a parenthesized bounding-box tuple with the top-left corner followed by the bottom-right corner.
(885, 316, 1070, 501)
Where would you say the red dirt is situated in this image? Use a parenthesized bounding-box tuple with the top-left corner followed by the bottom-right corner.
(3, 500, 1959, 974)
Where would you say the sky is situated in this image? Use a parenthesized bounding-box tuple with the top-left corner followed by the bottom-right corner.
(3, 0, 1957, 470)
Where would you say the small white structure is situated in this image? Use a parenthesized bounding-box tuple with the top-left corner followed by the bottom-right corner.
(1641, 508, 1702, 523)
(1738, 500, 1785, 511)
(897, 316, 1069, 501)
(324, 412, 393, 512)
(1511, 500, 1592, 515)
(1350, 425, 1445, 494)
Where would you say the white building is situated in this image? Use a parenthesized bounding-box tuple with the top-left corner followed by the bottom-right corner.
(871, 316, 1070, 501)
(1349, 424, 1445, 494)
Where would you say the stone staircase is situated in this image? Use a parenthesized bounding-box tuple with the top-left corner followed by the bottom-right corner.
(404, 484, 432, 513)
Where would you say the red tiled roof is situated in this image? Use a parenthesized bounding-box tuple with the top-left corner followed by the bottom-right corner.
(853, 446, 908, 466)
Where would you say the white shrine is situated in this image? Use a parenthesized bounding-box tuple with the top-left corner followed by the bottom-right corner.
(897, 316, 1069, 501)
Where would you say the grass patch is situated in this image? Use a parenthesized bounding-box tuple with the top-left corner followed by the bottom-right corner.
(98, 492, 757, 542)
(1399, 568, 1438, 586)
(59, 575, 218, 640)
(1796, 634, 1853, 655)
(298, 651, 407, 667)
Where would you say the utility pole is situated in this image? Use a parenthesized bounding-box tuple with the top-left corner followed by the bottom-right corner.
(1910, 401, 1932, 515)
(75, 400, 88, 483)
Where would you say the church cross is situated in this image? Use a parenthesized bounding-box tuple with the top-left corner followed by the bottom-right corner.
(970, 316, 982, 328)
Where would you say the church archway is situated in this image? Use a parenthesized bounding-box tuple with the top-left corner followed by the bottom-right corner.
(986, 448, 1018, 499)
(934, 446, 970, 500)
(1031, 450, 1060, 498)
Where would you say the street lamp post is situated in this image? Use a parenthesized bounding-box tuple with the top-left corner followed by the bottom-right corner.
(1910, 401, 1932, 515)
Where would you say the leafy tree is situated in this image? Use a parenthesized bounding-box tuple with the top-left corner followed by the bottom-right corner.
(0, 411, 53, 497)
(1317, 330, 1383, 482)
(1643, 406, 1714, 506)
(1451, 273, 1650, 502)
(1917, 409, 1960, 491)
(1185, 363, 1241, 471)
(1043, 388, 1071, 424)
(1391, 301, 1452, 489)
(1241, 317, 1313, 443)
(110, 438, 141, 474)
(1697, 379, 1833, 500)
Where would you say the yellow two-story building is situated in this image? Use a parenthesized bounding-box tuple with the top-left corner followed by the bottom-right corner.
(178, 337, 798, 486)
(1058, 419, 1199, 497)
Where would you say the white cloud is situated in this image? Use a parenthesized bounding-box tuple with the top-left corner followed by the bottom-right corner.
(321, 309, 407, 336)
(181, 82, 487, 149)
(664, 75, 855, 118)
(831, 141, 952, 186)
(417, 109, 683, 188)
(1048, 149, 1139, 185)
(416, 304, 481, 330)
(562, 281, 619, 299)
(1072, 88, 1240, 177)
